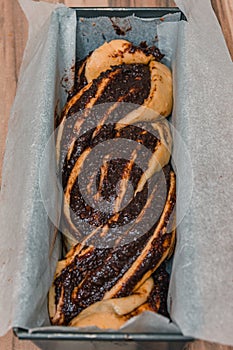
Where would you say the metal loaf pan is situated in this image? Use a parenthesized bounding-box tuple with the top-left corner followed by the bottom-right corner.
(14, 7, 192, 350)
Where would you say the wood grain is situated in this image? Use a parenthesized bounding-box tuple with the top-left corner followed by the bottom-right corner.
(109, 0, 176, 6)
(0, 0, 28, 184)
(211, 0, 233, 58)
(0, 0, 232, 349)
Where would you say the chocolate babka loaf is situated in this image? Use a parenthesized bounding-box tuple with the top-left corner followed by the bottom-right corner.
(49, 40, 175, 328)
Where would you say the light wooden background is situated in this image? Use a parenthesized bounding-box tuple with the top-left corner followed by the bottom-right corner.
(0, 0, 232, 349)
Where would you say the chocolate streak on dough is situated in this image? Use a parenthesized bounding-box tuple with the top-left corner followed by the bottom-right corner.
(60, 63, 151, 171)
(70, 158, 148, 228)
(54, 166, 175, 325)
(126, 263, 170, 319)
(62, 123, 160, 229)
(73, 42, 164, 94)
(137, 41, 164, 61)
(71, 63, 150, 115)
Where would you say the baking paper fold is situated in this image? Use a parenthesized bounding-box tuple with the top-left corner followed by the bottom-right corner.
(0, 0, 233, 346)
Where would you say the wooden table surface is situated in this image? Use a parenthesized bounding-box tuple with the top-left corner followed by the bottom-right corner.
(0, 0, 232, 349)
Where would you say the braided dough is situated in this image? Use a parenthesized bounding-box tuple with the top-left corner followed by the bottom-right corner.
(84, 39, 173, 121)
(50, 40, 175, 328)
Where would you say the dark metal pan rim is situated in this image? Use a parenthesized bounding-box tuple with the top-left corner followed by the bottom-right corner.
(14, 327, 193, 342)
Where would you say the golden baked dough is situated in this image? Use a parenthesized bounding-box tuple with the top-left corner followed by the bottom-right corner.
(85, 39, 154, 82)
(68, 277, 154, 329)
(134, 118, 173, 194)
(118, 61, 173, 123)
(84, 40, 173, 121)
